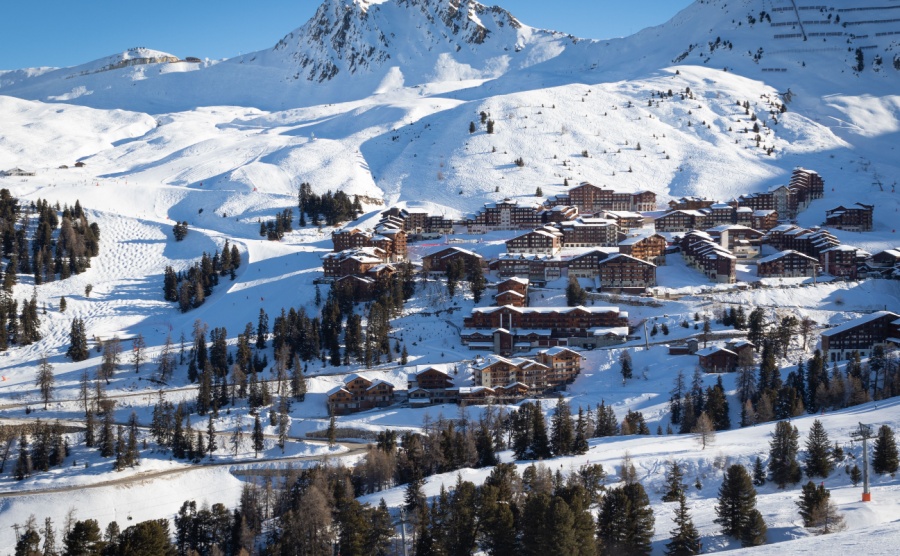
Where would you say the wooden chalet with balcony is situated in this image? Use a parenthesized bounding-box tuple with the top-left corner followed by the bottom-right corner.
(557, 217, 620, 247)
(506, 226, 564, 254)
(465, 198, 544, 232)
(654, 210, 710, 233)
(820, 311, 900, 362)
(596, 254, 657, 292)
(327, 374, 396, 415)
(825, 203, 874, 232)
(757, 250, 819, 278)
(422, 246, 484, 273)
(461, 305, 629, 353)
(618, 233, 667, 265)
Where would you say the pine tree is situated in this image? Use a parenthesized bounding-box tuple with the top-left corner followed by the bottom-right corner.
(550, 397, 575, 456)
(597, 483, 655, 556)
(662, 460, 686, 502)
(620, 350, 633, 381)
(64, 519, 104, 556)
(752, 456, 766, 486)
(797, 481, 830, 528)
(804, 419, 834, 478)
(665, 493, 701, 556)
(768, 420, 802, 488)
(740, 509, 767, 547)
(873, 424, 899, 474)
(594, 401, 619, 437)
(252, 415, 264, 457)
(573, 408, 589, 455)
(15, 432, 31, 480)
(530, 405, 552, 459)
(850, 464, 862, 486)
(715, 464, 757, 539)
(66, 317, 89, 362)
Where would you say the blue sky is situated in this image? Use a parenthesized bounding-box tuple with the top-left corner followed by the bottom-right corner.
(0, 0, 693, 70)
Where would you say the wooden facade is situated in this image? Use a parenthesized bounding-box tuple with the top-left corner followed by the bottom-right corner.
(820, 311, 900, 362)
(757, 250, 819, 278)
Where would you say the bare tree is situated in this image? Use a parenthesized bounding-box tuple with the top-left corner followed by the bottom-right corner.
(693, 412, 715, 449)
(131, 334, 146, 374)
(36, 355, 55, 410)
(156, 334, 175, 383)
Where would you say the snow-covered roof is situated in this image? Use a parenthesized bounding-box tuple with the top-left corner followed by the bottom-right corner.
(598, 253, 656, 267)
(471, 305, 621, 315)
(494, 290, 525, 299)
(696, 346, 736, 357)
(618, 232, 662, 246)
(538, 346, 583, 357)
(589, 326, 629, 337)
(499, 276, 529, 286)
(757, 250, 817, 264)
(820, 311, 900, 338)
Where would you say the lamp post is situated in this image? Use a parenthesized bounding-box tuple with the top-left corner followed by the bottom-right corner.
(851, 422, 875, 502)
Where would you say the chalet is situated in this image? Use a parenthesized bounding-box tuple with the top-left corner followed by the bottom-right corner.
(1, 167, 35, 177)
(736, 184, 799, 217)
(495, 382, 530, 403)
(466, 198, 543, 232)
(596, 254, 657, 292)
(506, 227, 563, 254)
(322, 247, 388, 278)
(679, 231, 736, 284)
(473, 349, 584, 394)
(705, 225, 764, 258)
(757, 250, 819, 278)
(668, 196, 715, 211)
(820, 311, 900, 362)
(541, 205, 579, 224)
(764, 225, 839, 258)
(380, 207, 455, 236)
(549, 183, 656, 213)
(568, 250, 613, 279)
(819, 245, 869, 280)
(407, 367, 454, 390)
(495, 277, 529, 306)
(789, 167, 825, 210)
(327, 374, 396, 415)
(725, 339, 756, 360)
(496, 289, 527, 307)
(669, 338, 700, 355)
(825, 203, 874, 232)
(534, 347, 585, 389)
(334, 274, 377, 300)
(654, 210, 710, 233)
(557, 217, 619, 247)
(600, 211, 645, 232)
(735, 207, 754, 227)
(864, 249, 900, 278)
(708, 203, 737, 226)
(697, 346, 739, 372)
(618, 233, 667, 265)
(492, 253, 566, 283)
(461, 305, 629, 353)
(456, 387, 496, 405)
(751, 210, 779, 232)
(422, 246, 483, 273)
(473, 355, 532, 389)
(332, 227, 407, 261)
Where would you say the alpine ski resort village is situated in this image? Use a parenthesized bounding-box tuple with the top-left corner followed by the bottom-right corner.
(2, 0, 900, 554)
